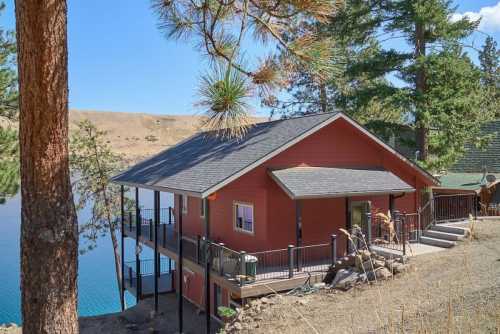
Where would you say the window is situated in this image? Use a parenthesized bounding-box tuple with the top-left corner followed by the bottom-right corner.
(200, 199, 205, 218)
(234, 202, 254, 234)
(181, 195, 188, 215)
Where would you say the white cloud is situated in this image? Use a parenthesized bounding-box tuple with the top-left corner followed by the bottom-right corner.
(450, 1, 500, 32)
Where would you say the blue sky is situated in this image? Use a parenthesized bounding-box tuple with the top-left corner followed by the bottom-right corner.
(2, 0, 500, 117)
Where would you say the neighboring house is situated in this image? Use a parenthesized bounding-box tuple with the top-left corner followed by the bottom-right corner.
(439, 120, 500, 213)
(112, 112, 437, 322)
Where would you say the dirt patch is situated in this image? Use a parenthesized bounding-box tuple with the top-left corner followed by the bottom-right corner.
(225, 220, 500, 333)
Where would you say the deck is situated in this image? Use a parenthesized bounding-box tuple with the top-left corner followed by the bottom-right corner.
(123, 222, 333, 298)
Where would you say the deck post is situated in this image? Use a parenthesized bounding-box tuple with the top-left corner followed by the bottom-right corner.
(135, 187, 141, 302)
(288, 245, 294, 278)
(240, 251, 247, 287)
(366, 212, 372, 247)
(389, 194, 395, 215)
(203, 198, 211, 334)
(330, 235, 337, 266)
(149, 219, 153, 241)
(162, 223, 167, 248)
(154, 191, 160, 312)
(177, 194, 184, 334)
(400, 213, 406, 256)
(196, 235, 201, 264)
(218, 243, 225, 276)
(295, 200, 302, 271)
(346, 197, 351, 254)
(120, 185, 125, 311)
(169, 206, 172, 224)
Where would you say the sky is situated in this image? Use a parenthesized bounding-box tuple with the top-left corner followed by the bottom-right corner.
(2, 0, 500, 118)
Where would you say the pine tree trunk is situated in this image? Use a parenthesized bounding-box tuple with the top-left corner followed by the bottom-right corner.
(319, 83, 328, 114)
(15, 1, 79, 333)
(415, 20, 428, 161)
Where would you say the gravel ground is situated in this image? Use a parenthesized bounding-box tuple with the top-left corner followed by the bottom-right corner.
(226, 219, 500, 334)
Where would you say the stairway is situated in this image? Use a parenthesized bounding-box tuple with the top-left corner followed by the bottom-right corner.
(420, 224, 470, 248)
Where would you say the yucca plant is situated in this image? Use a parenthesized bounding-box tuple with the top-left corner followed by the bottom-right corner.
(198, 64, 252, 139)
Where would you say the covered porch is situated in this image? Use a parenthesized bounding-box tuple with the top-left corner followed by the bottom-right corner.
(268, 166, 416, 255)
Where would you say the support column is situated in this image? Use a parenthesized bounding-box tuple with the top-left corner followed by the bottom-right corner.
(204, 198, 211, 334)
(120, 185, 125, 311)
(177, 194, 184, 333)
(135, 187, 141, 302)
(345, 197, 351, 254)
(295, 200, 302, 271)
(154, 191, 160, 312)
(389, 194, 395, 215)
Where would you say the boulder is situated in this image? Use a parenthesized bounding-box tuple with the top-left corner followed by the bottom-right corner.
(331, 268, 360, 290)
(375, 267, 392, 280)
(359, 249, 371, 261)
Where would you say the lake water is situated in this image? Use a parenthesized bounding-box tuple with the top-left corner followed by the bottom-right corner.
(0, 188, 171, 325)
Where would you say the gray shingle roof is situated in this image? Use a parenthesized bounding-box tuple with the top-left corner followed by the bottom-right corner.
(112, 112, 340, 196)
(270, 167, 415, 199)
(450, 120, 500, 173)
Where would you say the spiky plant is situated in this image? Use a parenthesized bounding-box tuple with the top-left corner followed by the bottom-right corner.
(198, 64, 252, 139)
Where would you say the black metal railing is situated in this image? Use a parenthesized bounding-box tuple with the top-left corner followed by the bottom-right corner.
(434, 193, 476, 223)
(123, 207, 175, 230)
(123, 258, 174, 297)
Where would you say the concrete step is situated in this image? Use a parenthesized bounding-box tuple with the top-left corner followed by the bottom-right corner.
(431, 224, 470, 236)
(423, 230, 464, 241)
(419, 236, 456, 248)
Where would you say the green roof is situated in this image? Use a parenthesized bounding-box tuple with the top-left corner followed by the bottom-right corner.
(438, 173, 500, 191)
(450, 120, 500, 173)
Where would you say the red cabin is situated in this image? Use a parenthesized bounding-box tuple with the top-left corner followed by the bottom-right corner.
(112, 112, 437, 326)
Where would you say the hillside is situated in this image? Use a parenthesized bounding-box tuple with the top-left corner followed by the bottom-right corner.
(70, 110, 265, 163)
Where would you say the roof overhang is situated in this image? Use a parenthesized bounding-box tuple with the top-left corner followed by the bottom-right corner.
(269, 167, 415, 200)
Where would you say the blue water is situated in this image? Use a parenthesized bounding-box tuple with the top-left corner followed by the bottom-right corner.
(0, 188, 171, 325)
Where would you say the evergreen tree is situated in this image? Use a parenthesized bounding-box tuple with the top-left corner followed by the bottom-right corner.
(371, 0, 489, 169)
(273, 0, 395, 122)
(478, 36, 500, 117)
(70, 119, 131, 310)
(0, 2, 19, 204)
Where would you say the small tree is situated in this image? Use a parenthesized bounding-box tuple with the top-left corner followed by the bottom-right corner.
(70, 119, 130, 308)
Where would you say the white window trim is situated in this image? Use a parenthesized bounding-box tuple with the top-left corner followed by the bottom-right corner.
(233, 201, 254, 235)
(182, 195, 188, 215)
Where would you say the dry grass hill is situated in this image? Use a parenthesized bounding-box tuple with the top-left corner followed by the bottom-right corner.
(70, 110, 266, 163)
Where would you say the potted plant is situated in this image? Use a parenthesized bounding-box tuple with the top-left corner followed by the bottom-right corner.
(218, 306, 237, 323)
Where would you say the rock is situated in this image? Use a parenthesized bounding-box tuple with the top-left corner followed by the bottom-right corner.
(332, 268, 360, 290)
(233, 322, 243, 331)
(313, 282, 326, 289)
(260, 297, 270, 304)
(375, 267, 392, 280)
(359, 249, 371, 261)
(361, 259, 374, 271)
(354, 254, 364, 270)
(372, 259, 386, 268)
